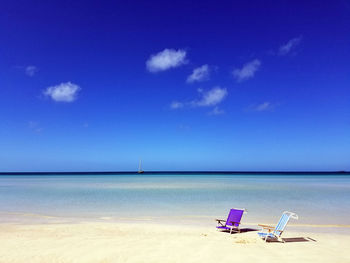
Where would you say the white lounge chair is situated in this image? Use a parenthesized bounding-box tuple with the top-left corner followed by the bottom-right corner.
(258, 211, 298, 242)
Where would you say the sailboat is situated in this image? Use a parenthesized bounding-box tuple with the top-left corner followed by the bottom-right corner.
(138, 159, 144, 174)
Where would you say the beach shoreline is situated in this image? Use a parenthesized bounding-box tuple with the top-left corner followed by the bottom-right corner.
(1, 211, 350, 232)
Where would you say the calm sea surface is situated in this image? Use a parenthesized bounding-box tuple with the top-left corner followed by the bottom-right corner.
(0, 174, 349, 225)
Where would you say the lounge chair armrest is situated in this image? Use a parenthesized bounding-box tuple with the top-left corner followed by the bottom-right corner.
(258, 224, 273, 228)
(229, 221, 241, 225)
(216, 219, 227, 227)
(258, 224, 274, 229)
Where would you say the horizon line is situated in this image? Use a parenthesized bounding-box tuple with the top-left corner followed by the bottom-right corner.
(0, 170, 349, 175)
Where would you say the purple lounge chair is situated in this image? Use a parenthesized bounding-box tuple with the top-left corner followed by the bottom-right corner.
(216, 208, 245, 234)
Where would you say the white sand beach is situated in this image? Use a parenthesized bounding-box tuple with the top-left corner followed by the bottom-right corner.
(0, 222, 349, 263)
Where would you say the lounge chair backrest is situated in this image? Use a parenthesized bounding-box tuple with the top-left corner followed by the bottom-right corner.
(226, 209, 244, 227)
(273, 211, 298, 236)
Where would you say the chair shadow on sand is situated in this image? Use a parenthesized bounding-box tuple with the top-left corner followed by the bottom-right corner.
(219, 229, 318, 243)
(220, 227, 259, 234)
(266, 237, 317, 243)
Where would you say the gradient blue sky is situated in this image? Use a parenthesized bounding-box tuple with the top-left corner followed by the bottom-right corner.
(1, 0, 349, 171)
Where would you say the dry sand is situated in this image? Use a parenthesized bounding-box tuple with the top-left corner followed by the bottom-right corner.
(0, 222, 350, 263)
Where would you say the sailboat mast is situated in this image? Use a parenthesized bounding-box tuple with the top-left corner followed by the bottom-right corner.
(138, 159, 144, 173)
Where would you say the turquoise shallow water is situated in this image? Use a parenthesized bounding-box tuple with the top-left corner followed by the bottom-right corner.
(0, 174, 349, 225)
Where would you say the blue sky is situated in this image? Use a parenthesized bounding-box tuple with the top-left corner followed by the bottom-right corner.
(1, 0, 349, 171)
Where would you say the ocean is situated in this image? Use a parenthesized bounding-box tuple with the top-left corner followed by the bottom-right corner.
(1, 173, 349, 226)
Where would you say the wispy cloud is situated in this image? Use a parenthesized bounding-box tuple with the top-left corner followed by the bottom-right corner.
(247, 102, 275, 112)
(43, 82, 81, 102)
(170, 86, 228, 111)
(232, 59, 261, 82)
(25, 65, 38, 77)
(187, 64, 210, 83)
(208, 106, 225, 115)
(178, 124, 191, 130)
(146, 49, 188, 72)
(255, 102, 272, 111)
(170, 101, 184, 109)
(28, 121, 42, 133)
(278, 37, 302, 55)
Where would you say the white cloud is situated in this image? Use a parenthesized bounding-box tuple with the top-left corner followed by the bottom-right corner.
(208, 106, 225, 115)
(255, 102, 271, 111)
(170, 101, 184, 109)
(279, 37, 302, 55)
(171, 87, 227, 110)
(248, 102, 275, 112)
(232, 59, 261, 82)
(187, 64, 210, 83)
(43, 82, 81, 102)
(193, 87, 227, 107)
(146, 49, 187, 72)
(25, 66, 38, 77)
